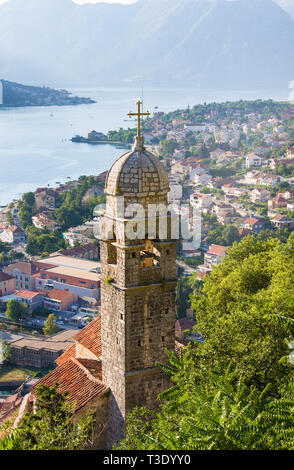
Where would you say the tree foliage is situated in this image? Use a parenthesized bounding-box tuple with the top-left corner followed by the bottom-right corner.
(18, 192, 35, 229)
(0, 383, 95, 450)
(43, 313, 59, 336)
(190, 235, 294, 390)
(25, 227, 66, 256)
(0, 339, 11, 363)
(119, 235, 294, 450)
(5, 299, 29, 323)
(119, 359, 294, 450)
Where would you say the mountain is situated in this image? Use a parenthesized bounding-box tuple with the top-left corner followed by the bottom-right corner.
(275, 0, 294, 21)
(0, 79, 95, 107)
(0, 0, 294, 89)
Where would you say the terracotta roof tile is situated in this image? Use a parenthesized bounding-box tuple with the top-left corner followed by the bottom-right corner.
(207, 244, 228, 255)
(56, 343, 76, 366)
(77, 358, 102, 380)
(15, 290, 41, 300)
(175, 318, 196, 332)
(34, 357, 107, 411)
(243, 217, 259, 225)
(43, 289, 75, 302)
(74, 316, 102, 358)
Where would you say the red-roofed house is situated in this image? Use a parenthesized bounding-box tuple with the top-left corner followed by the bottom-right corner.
(268, 194, 287, 210)
(32, 213, 60, 231)
(42, 289, 78, 312)
(15, 290, 43, 313)
(25, 317, 109, 447)
(204, 244, 228, 268)
(56, 244, 98, 261)
(175, 318, 197, 340)
(0, 225, 26, 244)
(238, 217, 266, 233)
(0, 392, 23, 425)
(271, 214, 294, 229)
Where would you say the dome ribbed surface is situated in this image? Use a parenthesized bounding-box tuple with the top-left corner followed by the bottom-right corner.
(105, 140, 169, 196)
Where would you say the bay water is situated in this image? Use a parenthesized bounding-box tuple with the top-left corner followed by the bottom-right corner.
(0, 86, 290, 206)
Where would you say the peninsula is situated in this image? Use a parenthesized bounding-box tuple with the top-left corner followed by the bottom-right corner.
(0, 79, 95, 108)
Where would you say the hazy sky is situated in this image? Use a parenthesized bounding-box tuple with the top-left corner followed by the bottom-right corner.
(0, 0, 136, 4)
(74, 0, 135, 3)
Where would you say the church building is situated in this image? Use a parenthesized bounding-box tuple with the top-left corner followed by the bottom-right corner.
(27, 101, 179, 449)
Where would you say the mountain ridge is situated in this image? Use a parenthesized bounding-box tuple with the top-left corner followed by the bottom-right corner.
(0, 0, 293, 89)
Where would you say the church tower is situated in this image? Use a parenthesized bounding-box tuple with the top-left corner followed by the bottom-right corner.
(100, 101, 177, 446)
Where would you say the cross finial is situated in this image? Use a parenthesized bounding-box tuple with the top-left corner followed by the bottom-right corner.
(128, 100, 150, 137)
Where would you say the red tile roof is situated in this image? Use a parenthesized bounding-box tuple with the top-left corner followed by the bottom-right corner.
(43, 289, 75, 302)
(207, 244, 228, 255)
(58, 244, 98, 258)
(175, 318, 196, 332)
(77, 358, 102, 381)
(34, 357, 107, 411)
(273, 214, 289, 221)
(74, 316, 102, 358)
(244, 217, 260, 225)
(56, 343, 76, 366)
(15, 290, 41, 300)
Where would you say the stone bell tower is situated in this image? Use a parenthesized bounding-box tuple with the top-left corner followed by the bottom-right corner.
(100, 101, 177, 447)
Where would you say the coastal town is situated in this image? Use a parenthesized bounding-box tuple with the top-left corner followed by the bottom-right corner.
(1, 98, 294, 431)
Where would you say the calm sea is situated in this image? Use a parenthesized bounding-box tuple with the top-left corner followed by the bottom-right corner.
(0, 86, 291, 206)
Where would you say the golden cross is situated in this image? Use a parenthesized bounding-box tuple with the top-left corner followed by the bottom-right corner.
(128, 100, 150, 137)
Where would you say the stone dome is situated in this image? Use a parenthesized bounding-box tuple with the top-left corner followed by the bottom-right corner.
(105, 136, 170, 196)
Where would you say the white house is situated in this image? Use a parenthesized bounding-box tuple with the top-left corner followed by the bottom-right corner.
(168, 181, 183, 201)
(246, 153, 262, 168)
(192, 173, 212, 187)
(250, 189, 271, 203)
(0, 226, 26, 244)
(190, 193, 212, 210)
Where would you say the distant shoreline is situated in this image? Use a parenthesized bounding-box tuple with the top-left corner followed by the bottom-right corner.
(71, 136, 130, 147)
(0, 79, 96, 108)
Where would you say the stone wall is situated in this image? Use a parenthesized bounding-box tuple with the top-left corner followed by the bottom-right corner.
(75, 390, 110, 450)
(101, 281, 176, 447)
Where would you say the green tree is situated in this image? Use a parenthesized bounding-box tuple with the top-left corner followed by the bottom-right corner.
(18, 192, 35, 228)
(5, 300, 29, 323)
(43, 314, 59, 336)
(0, 252, 7, 267)
(118, 234, 294, 450)
(190, 236, 294, 390)
(0, 340, 11, 363)
(25, 228, 65, 256)
(0, 383, 95, 450)
(118, 358, 294, 450)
